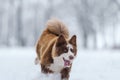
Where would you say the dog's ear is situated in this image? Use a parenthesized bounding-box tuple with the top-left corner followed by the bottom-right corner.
(56, 35, 67, 47)
(69, 35, 76, 46)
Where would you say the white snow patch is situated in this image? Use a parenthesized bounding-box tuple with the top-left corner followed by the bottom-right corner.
(0, 48, 120, 80)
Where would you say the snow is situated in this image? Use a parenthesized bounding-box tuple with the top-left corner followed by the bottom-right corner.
(0, 48, 120, 80)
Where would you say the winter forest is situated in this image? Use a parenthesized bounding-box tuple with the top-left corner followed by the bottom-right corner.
(1, 0, 120, 80)
(0, 0, 120, 49)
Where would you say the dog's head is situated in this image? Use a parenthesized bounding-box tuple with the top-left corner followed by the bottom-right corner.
(52, 35, 77, 67)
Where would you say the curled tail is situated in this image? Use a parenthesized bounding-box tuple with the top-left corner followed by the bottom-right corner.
(46, 18, 69, 38)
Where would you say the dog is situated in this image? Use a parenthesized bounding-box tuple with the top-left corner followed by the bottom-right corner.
(35, 18, 77, 80)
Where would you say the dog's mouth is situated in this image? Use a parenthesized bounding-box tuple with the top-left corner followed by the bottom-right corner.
(63, 57, 71, 67)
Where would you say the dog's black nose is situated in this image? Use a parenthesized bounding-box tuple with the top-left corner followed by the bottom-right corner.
(69, 55, 74, 60)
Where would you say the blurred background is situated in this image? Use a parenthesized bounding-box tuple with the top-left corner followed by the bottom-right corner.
(0, 0, 120, 80)
(0, 0, 120, 49)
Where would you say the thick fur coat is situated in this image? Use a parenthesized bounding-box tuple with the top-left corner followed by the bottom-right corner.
(35, 18, 77, 80)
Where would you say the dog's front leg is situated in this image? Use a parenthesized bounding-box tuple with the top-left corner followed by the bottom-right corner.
(61, 67, 71, 80)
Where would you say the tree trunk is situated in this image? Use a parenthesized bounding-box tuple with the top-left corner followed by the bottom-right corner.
(83, 33, 87, 48)
(16, 0, 25, 46)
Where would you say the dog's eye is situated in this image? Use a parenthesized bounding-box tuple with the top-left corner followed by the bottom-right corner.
(70, 48, 74, 53)
(63, 48, 68, 53)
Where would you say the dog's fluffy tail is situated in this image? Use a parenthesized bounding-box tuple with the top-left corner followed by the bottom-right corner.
(46, 18, 69, 38)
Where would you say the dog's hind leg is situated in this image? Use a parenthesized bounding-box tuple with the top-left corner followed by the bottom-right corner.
(35, 42, 41, 65)
(34, 57, 40, 65)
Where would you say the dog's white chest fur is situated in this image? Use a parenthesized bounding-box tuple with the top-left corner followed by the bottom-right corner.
(48, 44, 74, 73)
(48, 57, 64, 73)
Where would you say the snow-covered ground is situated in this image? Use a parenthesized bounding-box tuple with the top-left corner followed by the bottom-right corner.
(0, 48, 120, 80)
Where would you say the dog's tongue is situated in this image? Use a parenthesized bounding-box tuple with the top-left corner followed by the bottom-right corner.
(64, 60, 70, 66)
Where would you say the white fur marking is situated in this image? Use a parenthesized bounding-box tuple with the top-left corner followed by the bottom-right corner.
(49, 44, 75, 72)
(48, 56, 64, 72)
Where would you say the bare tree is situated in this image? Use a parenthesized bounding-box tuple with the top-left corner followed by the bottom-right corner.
(73, 0, 95, 48)
(7, 0, 15, 46)
(16, 0, 24, 46)
(43, 0, 54, 23)
(110, 0, 120, 48)
(0, 11, 3, 45)
(33, 0, 41, 43)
